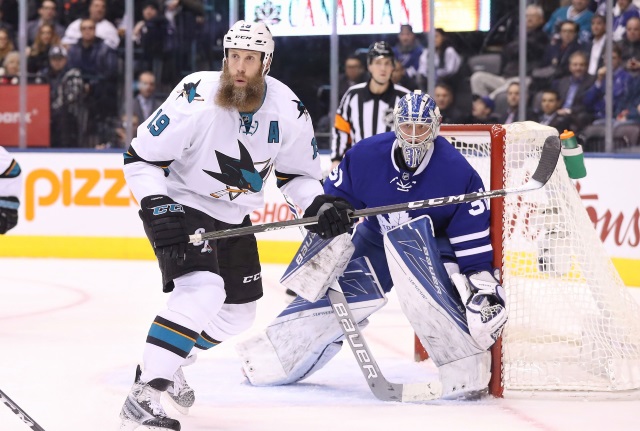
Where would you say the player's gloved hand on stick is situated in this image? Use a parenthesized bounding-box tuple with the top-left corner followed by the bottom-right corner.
(0, 196, 19, 234)
(139, 195, 189, 263)
(304, 194, 355, 239)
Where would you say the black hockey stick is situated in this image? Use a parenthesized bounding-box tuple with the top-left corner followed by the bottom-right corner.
(0, 389, 46, 431)
(326, 281, 442, 402)
(189, 135, 561, 243)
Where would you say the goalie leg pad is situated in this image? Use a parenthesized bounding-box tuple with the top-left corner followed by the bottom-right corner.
(236, 257, 386, 386)
(383, 215, 490, 397)
(280, 232, 355, 302)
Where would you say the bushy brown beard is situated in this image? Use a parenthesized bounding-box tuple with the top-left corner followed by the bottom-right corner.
(215, 63, 265, 111)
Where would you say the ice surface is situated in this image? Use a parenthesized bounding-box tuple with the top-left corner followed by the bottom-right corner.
(0, 258, 637, 431)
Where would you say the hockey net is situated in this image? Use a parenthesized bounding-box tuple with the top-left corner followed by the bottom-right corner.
(415, 121, 640, 397)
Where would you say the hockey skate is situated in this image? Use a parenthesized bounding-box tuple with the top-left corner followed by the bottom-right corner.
(165, 366, 195, 415)
(119, 366, 180, 431)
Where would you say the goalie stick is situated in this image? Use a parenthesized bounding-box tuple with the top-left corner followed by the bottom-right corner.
(0, 389, 46, 431)
(326, 281, 442, 402)
(189, 135, 561, 243)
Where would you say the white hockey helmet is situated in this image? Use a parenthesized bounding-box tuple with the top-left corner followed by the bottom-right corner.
(224, 20, 275, 76)
(393, 90, 442, 169)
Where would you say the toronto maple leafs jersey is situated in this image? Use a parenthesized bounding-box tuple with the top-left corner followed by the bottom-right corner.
(0, 146, 22, 199)
(325, 132, 493, 275)
(124, 71, 323, 224)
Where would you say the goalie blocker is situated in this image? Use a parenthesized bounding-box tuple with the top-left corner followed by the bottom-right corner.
(238, 216, 506, 398)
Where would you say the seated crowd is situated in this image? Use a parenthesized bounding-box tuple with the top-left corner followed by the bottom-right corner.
(0, 0, 206, 148)
(1, 0, 639, 152)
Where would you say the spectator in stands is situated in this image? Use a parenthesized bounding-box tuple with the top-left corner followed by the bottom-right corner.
(617, 16, 640, 74)
(67, 17, 118, 146)
(610, 0, 640, 42)
(0, 50, 19, 84)
(46, 45, 85, 148)
(584, 45, 631, 122)
(26, 0, 65, 45)
(27, 24, 61, 75)
(391, 60, 417, 91)
(392, 24, 423, 79)
(471, 4, 548, 98)
(130, 70, 161, 122)
(338, 54, 366, 99)
(554, 51, 595, 130)
(543, 0, 594, 44)
(58, 0, 89, 27)
(0, 28, 14, 67)
(586, 14, 607, 76)
(132, 0, 172, 87)
(532, 20, 583, 90)
(433, 82, 464, 124)
(501, 82, 522, 124)
(417, 28, 461, 91)
(0, 51, 20, 84)
(62, 0, 120, 50)
(164, 0, 204, 82)
(533, 89, 572, 134)
(463, 95, 500, 125)
(0, 8, 15, 37)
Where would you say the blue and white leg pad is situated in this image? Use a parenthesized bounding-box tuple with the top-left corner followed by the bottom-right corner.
(383, 215, 491, 398)
(280, 232, 355, 302)
(236, 256, 386, 386)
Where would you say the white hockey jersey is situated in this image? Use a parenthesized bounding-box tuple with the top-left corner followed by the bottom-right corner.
(0, 146, 22, 199)
(124, 72, 323, 224)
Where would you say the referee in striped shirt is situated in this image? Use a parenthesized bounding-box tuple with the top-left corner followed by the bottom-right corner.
(331, 41, 411, 169)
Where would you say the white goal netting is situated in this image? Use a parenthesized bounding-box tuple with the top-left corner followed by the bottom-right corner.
(441, 121, 640, 396)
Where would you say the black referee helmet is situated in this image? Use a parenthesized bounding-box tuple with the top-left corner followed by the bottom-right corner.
(367, 41, 394, 65)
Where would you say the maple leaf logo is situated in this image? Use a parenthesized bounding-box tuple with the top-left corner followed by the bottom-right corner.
(377, 212, 413, 233)
(255, 1, 281, 25)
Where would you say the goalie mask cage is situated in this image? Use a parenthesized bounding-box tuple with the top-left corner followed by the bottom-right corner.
(414, 121, 640, 398)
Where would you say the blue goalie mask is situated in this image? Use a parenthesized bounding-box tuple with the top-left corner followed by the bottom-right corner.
(393, 90, 442, 169)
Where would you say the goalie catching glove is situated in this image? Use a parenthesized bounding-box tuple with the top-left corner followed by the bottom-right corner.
(303, 194, 355, 239)
(463, 270, 507, 350)
(139, 195, 189, 263)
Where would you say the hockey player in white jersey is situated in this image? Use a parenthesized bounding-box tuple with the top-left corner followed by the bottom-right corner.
(237, 90, 508, 399)
(0, 146, 22, 235)
(118, 20, 355, 430)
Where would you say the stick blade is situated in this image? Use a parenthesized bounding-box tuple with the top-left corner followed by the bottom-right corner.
(531, 135, 561, 185)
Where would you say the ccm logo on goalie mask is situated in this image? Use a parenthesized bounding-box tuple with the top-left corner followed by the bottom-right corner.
(332, 303, 378, 379)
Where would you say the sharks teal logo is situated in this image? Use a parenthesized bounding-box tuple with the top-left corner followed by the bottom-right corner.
(292, 100, 309, 121)
(177, 80, 203, 103)
(204, 140, 272, 201)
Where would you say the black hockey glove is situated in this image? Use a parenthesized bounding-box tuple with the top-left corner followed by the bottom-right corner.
(139, 195, 189, 263)
(303, 194, 355, 239)
(0, 196, 19, 234)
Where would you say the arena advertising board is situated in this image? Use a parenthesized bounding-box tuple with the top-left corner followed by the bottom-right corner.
(243, 0, 492, 36)
(0, 151, 637, 285)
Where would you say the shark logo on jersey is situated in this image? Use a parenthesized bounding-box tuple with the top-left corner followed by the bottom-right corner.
(204, 140, 272, 200)
(176, 80, 203, 103)
(390, 174, 416, 192)
(377, 212, 412, 233)
(292, 100, 309, 121)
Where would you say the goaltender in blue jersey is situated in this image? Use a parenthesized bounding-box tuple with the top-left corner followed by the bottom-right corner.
(236, 90, 508, 400)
